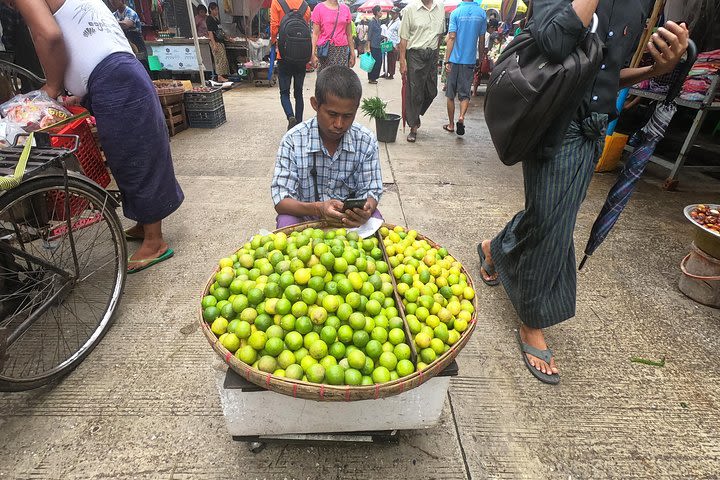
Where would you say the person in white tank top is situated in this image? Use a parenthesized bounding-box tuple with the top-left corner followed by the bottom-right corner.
(8, 0, 185, 273)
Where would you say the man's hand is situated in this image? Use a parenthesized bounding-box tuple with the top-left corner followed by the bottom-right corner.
(311, 54, 319, 69)
(348, 52, 356, 68)
(399, 59, 407, 75)
(444, 61, 452, 73)
(318, 199, 345, 225)
(648, 21, 689, 76)
(341, 200, 374, 228)
(41, 84, 62, 100)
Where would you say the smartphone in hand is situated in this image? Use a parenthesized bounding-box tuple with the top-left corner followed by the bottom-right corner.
(342, 197, 366, 212)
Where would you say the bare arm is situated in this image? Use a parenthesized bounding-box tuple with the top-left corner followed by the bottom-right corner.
(345, 21, 355, 67)
(478, 33, 486, 62)
(275, 198, 346, 225)
(444, 32, 455, 71)
(619, 22, 689, 88)
(311, 22, 320, 67)
(16, 0, 68, 98)
(571, 0, 599, 27)
(342, 197, 378, 228)
(398, 38, 408, 75)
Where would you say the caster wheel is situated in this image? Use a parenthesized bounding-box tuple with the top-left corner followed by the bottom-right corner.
(248, 441, 266, 453)
(662, 178, 679, 191)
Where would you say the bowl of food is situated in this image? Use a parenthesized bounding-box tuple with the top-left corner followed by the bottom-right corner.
(684, 204, 720, 258)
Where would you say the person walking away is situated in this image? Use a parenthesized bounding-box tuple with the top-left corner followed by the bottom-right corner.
(110, 0, 149, 72)
(271, 0, 312, 130)
(443, 0, 485, 136)
(472, 17, 498, 96)
(271, 66, 383, 228)
(206, 2, 230, 83)
(384, 8, 401, 79)
(310, 0, 355, 72)
(367, 6, 383, 83)
(477, 0, 688, 384)
(11, 0, 185, 273)
(398, 0, 445, 143)
(356, 19, 368, 54)
(195, 4, 209, 37)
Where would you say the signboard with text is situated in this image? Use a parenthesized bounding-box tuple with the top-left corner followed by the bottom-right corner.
(151, 45, 199, 71)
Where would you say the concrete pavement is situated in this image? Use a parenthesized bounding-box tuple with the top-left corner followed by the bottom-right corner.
(1, 67, 719, 479)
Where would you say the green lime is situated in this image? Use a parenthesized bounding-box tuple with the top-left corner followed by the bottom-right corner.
(236, 320, 252, 339)
(254, 313, 273, 332)
(306, 363, 325, 383)
(277, 350, 296, 369)
(301, 288, 318, 305)
(291, 301, 308, 318)
(266, 325, 284, 339)
(379, 351, 398, 371)
(201, 295, 217, 309)
(347, 349, 366, 369)
(372, 366, 391, 383)
(361, 357, 374, 375)
(336, 303, 353, 322)
(344, 368, 362, 385)
(285, 331, 303, 351)
(324, 281, 339, 295)
(203, 306, 219, 323)
(328, 341, 346, 360)
(264, 283, 282, 299)
(325, 315, 341, 330)
(320, 325, 337, 345)
(309, 339, 328, 360)
(300, 354, 317, 372)
(420, 347, 437, 364)
(352, 330, 370, 348)
(247, 288, 264, 306)
(364, 339, 383, 359)
(345, 292, 361, 310)
(365, 299, 382, 317)
(348, 312, 366, 331)
(221, 333, 241, 353)
(231, 295, 249, 313)
(257, 355, 277, 373)
(361, 375, 374, 385)
(227, 319, 241, 334)
(325, 365, 345, 385)
(308, 276, 325, 292)
(294, 347, 309, 362)
(235, 345, 257, 365)
(309, 305, 328, 325)
(371, 326, 388, 343)
(248, 331, 267, 351)
(280, 314, 296, 331)
(374, 315, 389, 329)
(337, 325, 354, 344)
(295, 316, 313, 334)
(320, 252, 335, 269)
(265, 337, 284, 356)
(388, 328, 405, 345)
(220, 303, 236, 320)
(279, 271, 295, 289)
(285, 363, 304, 380)
(303, 332, 320, 350)
(275, 298, 292, 315)
(396, 359, 414, 377)
(211, 318, 228, 336)
(393, 343, 412, 361)
(320, 355, 337, 370)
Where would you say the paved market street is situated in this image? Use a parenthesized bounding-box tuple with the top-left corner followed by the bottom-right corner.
(2, 69, 720, 479)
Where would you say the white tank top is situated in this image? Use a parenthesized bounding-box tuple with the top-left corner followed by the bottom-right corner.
(53, 0, 134, 97)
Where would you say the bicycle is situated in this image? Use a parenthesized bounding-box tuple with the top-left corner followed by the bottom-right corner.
(0, 128, 127, 391)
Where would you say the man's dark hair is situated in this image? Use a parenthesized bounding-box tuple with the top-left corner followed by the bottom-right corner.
(315, 66, 362, 106)
(488, 18, 499, 29)
(198, 5, 207, 13)
(372, 5, 381, 14)
(208, 2, 219, 10)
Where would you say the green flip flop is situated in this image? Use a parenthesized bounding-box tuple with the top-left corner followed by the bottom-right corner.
(127, 248, 174, 274)
(516, 330, 560, 385)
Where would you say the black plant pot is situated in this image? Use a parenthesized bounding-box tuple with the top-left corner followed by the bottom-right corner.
(375, 114, 401, 143)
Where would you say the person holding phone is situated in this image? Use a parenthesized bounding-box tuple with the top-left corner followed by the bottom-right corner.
(476, 0, 689, 385)
(271, 66, 383, 229)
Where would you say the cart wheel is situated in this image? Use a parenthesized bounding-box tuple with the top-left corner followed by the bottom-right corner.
(662, 178, 679, 191)
(248, 441, 266, 453)
(0, 175, 126, 391)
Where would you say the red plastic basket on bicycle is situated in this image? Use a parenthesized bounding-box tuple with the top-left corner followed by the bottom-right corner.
(42, 106, 111, 219)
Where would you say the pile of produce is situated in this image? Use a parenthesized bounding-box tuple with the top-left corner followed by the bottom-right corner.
(379, 226, 475, 370)
(689, 205, 720, 234)
(201, 225, 477, 389)
(152, 80, 185, 94)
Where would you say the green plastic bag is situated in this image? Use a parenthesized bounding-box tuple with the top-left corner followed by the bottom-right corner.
(359, 52, 376, 73)
(380, 41, 394, 54)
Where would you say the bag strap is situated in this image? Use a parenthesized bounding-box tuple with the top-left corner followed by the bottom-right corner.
(311, 152, 321, 202)
(277, 0, 292, 15)
(297, 1, 308, 18)
(328, 6, 341, 44)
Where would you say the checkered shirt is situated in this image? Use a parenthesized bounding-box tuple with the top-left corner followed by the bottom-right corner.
(271, 118, 383, 205)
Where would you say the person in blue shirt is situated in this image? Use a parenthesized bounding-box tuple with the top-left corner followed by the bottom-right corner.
(442, 0, 486, 136)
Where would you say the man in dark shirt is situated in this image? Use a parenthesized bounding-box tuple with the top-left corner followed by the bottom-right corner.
(367, 6, 383, 84)
(477, 0, 689, 385)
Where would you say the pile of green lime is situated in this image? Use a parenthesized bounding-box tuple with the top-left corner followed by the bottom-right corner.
(380, 225, 475, 371)
(202, 228, 416, 386)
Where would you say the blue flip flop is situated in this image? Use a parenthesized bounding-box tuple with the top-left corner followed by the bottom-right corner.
(516, 330, 560, 385)
(127, 248, 174, 274)
(477, 242, 500, 286)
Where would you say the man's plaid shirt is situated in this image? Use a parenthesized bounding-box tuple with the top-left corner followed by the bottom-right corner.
(271, 118, 383, 205)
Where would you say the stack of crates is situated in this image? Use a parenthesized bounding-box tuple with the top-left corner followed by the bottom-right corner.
(184, 88, 226, 128)
(159, 91, 188, 137)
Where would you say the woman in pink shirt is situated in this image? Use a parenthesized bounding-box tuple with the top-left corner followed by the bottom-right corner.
(310, 0, 355, 72)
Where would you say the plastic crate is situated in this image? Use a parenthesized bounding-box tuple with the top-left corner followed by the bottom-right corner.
(43, 107, 110, 219)
(184, 88, 224, 111)
(187, 105, 226, 128)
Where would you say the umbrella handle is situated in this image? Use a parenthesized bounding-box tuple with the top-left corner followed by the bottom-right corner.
(680, 253, 720, 281)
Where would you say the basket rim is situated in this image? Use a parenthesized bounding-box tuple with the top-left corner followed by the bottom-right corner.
(199, 221, 477, 401)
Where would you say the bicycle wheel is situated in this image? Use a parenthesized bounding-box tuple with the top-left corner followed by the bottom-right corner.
(0, 175, 127, 391)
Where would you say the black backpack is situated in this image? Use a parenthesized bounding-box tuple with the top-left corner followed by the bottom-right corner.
(277, 0, 312, 66)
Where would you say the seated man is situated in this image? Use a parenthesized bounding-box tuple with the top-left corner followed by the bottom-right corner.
(271, 65, 383, 229)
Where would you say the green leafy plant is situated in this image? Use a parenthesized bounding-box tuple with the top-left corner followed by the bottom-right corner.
(360, 97, 388, 120)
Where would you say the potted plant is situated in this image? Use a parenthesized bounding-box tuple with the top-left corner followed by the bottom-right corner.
(361, 97, 401, 143)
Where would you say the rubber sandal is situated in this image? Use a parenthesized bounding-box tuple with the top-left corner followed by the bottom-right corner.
(127, 248, 174, 274)
(124, 229, 144, 242)
(477, 242, 499, 286)
(407, 131, 417, 143)
(516, 330, 560, 385)
(443, 124, 454, 133)
(456, 121, 465, 136)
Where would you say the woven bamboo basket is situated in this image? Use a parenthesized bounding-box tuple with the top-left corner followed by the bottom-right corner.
(199, 221, 478, 401)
